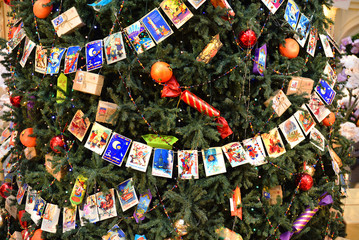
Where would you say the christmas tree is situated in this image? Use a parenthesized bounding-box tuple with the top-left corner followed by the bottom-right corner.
(0, 0, 354, 239)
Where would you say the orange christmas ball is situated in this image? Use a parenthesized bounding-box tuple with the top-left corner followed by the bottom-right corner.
(20, 128, 37, 147)
(33, 0, 53, 19)
(151, 62, 173, 83)
(31, 229, 44, 240)
(322, 112, 335, 126)
(279, 38, 300, 59)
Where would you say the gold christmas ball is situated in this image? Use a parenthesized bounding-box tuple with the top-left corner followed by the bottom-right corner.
(303, 165, 315, 176)
(174, 219, 188, 236)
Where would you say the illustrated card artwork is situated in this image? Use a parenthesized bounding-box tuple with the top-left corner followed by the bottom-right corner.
(64, 46, 81, 74)
(310, 128, 325, 151)
(221, 142, 251, 167)
(84, 122, 112, 155)
(124, 21, 155, 54)
(16, 183, 27, 205)
(103, 133, 132, 167)
(41, 203, 61, 233)
(35, 45, 48, 74)
(68, 110, 91, 142)
(133, 190, 152, 223)
(178, 150, 199, 179)
(96, 189, 117, 221)
(306, 92, 331, 122)
(152, 148, 174, 178)
(293, 107, 316, 135)
(307, 28, 317, 57)
(242, 136, 267, 166)
(261, 128, 286, 158)
(116, 178, 139, 212)
(261, 0, 285, 14)
(20, 37, 36, 67)
(196, 34, 223, 64)
(63, 206, 77, 233)
(202, 147, 227, 177)
(328, 146, 342, 168)
(319, 34, 334, 58)
(135, 235, 147, 240)
(160, 0, 193, 29)
(79, 194, 99, 226)
(5, 195, 17, 219)
(315, 80, 336, 105)
(279, 115, 306, 148)
(102, 224, 126, 240)
(25, 187, 37, 213)
(188, 0, 207, 9)
(31, 196, 46, 225)
(7, 28, 26, 51)
(46, 47, 66, 75)
(284, 0, 300, 30)
(141, 8, 173, 44)
(294, 13, 311, 47)
(323, 62, 337, 87)
(125, 141, 152, 172)
(103, 32, 126, 65)
(86, 40, 104, 71)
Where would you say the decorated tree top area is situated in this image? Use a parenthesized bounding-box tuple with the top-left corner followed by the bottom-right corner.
(0, 0, 355, 239)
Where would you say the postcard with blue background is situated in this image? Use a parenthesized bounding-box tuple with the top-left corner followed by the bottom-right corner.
(103, 133, 132, 167)
(31, 197, 47, 225)
(64, 46, 81, 74)
(261, 0, 285, 14)
(63, 206, 77, 233)
(152, 148, 174, 178)
(284, 0, 300, 30)
(142, 8, 173, 44)
(315, 80, 336, 105)
(46, 47, 66, 75)
(134, 190, 152, 223)
(86, 40, 104, 71)
(16, 183, 27, 205)
(202, 147, 227, 177)
(102, 224, 126, 240)
(20, 37, 36, 67)
(125, 21, 155, 54)
(294, 14, 311, 47)
(116, 178, 139, 212)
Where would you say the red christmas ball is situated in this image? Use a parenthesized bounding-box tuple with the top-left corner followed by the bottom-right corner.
(50, 135, 66, 153)
(238, 29, 257, 48)
(18, 210, 28, 229)
(10, 95, 22, 108)
(296, 173, 313, 191)
(0, 182, 13, 198)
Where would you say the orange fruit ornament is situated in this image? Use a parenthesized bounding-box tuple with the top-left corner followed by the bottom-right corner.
(279, 38, 300, 59)
(33, 0, 53, 19)
(322, 112, 335, 126)
(31, 229, 44, 240)
(20, 128, 37, 147)
(151, 62, 173, 83)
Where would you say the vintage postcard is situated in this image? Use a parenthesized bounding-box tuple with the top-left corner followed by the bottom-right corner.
(16, 183, 28, 205)
(178, 150, 199, 179)
(63, 206, 77, 233)
(152, 148, 174, 178)
(142, 8, 173, 44)
(84, 122, 112, 155)
(284, 0, 300, 30)
(323, 62, 337, 87)
(102, 224, 126, 240)
(310, 128, 325, 151)
(96, 189, 117, 221)
(103, 133, 132, 167)
(103, 32, 126, 64)
(46, 47, 66, 74)
(307, 28, 317, 57)
(242, 136, 267, 166)
(25, 186, 38, 213)
(20, 37, 36, 67)
(188, 0, 206, 9)
(7, 28, 26, 51)
(35, 45, 48, 74)
(196, 34, 223, 64)
(64, 46, 81, 74)
(279, 115, 306, 148)
(319, 34, 334, 58)
(306, 92, 331, 122)
(135, 235, 147, 240)
(293, 107, 316, 136)
(86, 40, 104, 71)
(261, 128, 286, 158)
(294, 13, 311, 47)
(31, 196, 47, 225)
(133, 190, 152, 223)
(68, 110, 91, 142)
(202, 147, 227, 177)
(222, 142, 251, 167)
(79, 194, 99, 226)
(125, 141, 152, 172)
(124, 21, 156, 54)
(315, 80, 336, 105)
(116, 178, 139, 212)
(160, 0, 193, 29)
(261, 0, 285, 14)
(41, 203, 61, 233)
